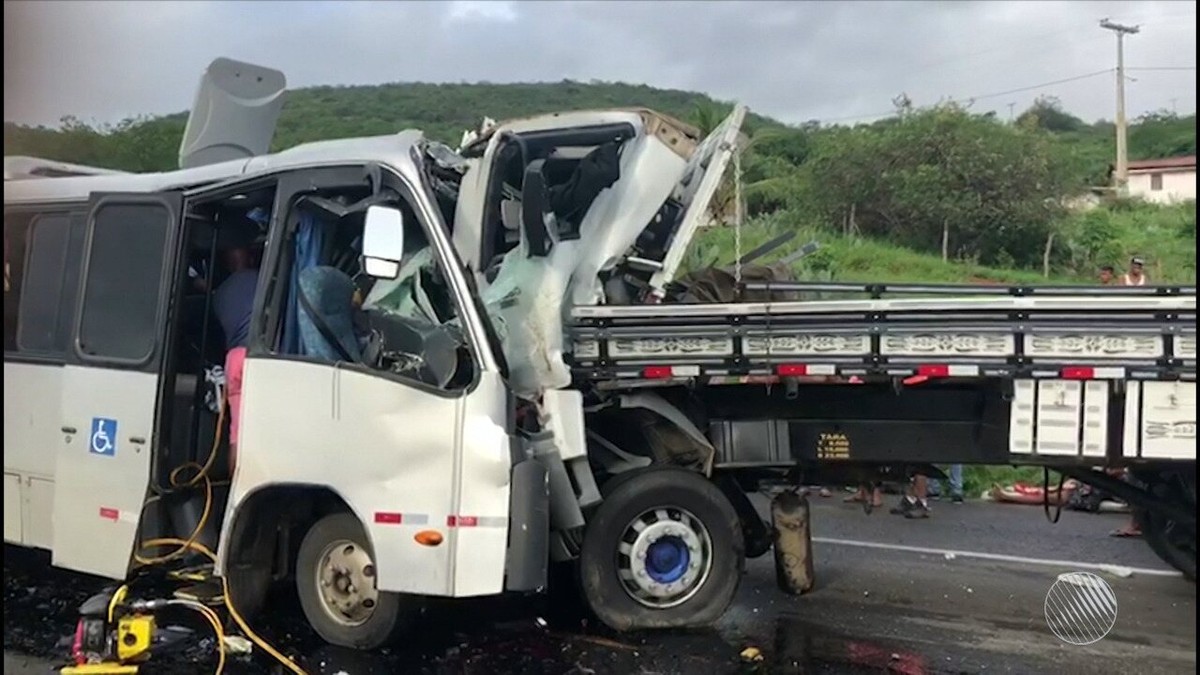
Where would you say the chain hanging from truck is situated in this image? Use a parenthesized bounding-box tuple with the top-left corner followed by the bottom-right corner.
(733, 144, 744, 293)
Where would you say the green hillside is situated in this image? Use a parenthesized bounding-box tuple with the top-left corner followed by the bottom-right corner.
(4, 83, 1195, 284)
(3, 81, 779, 173)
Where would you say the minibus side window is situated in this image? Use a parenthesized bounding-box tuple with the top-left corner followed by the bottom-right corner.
(270, 186, 474, 390)
(77, 204, 171, 363)
(16, 214, 74, 354)
(3, 216, 29, 353)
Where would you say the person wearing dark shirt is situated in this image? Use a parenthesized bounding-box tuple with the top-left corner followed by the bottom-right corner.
(212, 245, 259, 472)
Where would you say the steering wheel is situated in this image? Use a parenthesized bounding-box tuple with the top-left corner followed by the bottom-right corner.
(364, 310, 462, 388)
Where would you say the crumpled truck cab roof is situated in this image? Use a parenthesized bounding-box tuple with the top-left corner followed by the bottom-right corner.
(444, 104, 748, 397)
(459, 108, 705, 161)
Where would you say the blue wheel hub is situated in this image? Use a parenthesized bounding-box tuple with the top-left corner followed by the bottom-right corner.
(619, 508, 713, 608)
(645, 536, 690, 584)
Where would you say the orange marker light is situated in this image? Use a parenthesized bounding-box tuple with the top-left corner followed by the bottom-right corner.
(414, 530, 444, 547)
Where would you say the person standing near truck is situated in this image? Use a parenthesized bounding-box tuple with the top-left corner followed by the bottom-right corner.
(1104, 257, 1148, 537)
(891, 473, 932, 519)
(1122, 257, 1148, 286)
(929, 465, 965, 503)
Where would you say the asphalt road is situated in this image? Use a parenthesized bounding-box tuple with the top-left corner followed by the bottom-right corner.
(4, 497, 1194, 675)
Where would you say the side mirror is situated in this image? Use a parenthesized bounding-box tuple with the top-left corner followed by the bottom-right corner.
(362, 205, 406, 279)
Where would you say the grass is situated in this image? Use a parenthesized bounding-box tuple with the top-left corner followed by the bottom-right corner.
(1054, 200, 1195, 284)
(686, 219, 1077, 292)
(957, 465, 1051, 500)
(687, 201, 1196, 287)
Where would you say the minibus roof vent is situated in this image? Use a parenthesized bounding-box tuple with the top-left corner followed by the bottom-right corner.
(178, 57, 288, 170)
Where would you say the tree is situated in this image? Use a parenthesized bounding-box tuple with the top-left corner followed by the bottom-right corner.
(801, 104, 1073, 266)
(688, 101, 729, 136)
(1017, 96, 1086, 133)
(3, 79, 1191, 277)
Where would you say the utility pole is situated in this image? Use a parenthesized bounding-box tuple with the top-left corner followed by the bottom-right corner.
(1007, 102, 1016, 122)
(1100, 18, 1140, 194)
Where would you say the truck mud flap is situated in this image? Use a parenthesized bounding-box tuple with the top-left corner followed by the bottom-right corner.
(505, 457, 550, 592)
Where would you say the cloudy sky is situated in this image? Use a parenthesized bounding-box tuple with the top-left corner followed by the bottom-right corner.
(3, 0, 1196, 128)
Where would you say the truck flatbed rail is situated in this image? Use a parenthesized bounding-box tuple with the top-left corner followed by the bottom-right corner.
(568, 289, 1196, 384)
(740, 280, 1197, 298)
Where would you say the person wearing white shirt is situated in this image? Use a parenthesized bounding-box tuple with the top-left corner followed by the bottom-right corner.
(1121, 257, 1148, 286)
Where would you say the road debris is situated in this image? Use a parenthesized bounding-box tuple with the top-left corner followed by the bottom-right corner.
(740, 646, 764, 662)
(1100, 565, 1135, 579)
(222, 635, 252, 655)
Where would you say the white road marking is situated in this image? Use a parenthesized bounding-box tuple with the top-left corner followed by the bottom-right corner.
(812, 537, 1183, 577)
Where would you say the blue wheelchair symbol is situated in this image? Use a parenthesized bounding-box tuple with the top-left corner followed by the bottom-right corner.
(90, 418, 117, 457)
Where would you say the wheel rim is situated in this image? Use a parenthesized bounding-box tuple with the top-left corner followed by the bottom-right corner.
(315, 539, 379, 627)
(616, 507, 713, 609)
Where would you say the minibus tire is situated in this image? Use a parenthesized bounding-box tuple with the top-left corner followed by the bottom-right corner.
(579, 466, 743, 631)
(295, 512, 416, 649)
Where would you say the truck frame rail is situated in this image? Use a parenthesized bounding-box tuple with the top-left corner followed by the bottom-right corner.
(568, 284, 1196, 385)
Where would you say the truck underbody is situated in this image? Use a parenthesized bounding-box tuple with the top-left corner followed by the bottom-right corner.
(567, 281, 1196, 579)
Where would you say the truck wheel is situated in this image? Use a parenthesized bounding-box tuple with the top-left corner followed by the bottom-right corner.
(295, 512, 418, 649)
(1133, 470, 1196, 582)
(1136, 508, 1196, 581)
(580, 467, 743, 631)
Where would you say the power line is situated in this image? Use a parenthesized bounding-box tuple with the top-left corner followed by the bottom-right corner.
(815, 69, 1116, 125)
(958, 69, 1115, 104)
(892, 5, 1195, 74)
(798, 12, 1196, 127)
(812, 35, 1113, 123)
(818, 107, 904, 125)
(898, 10, 1193, 78)
(902, 24, 1091, 74)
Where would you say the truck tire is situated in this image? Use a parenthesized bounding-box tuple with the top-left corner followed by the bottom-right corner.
(1136, 508, 1196, 581)
(579, 466, 744, 631)
(1131, 468, 1196, 582)
(295, 512, 419, 649)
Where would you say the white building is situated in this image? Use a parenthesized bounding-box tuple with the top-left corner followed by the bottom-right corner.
(1116, 155, 1196, 204)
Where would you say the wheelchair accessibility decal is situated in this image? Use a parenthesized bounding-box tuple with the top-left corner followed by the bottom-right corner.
(90, 418, 117, 457)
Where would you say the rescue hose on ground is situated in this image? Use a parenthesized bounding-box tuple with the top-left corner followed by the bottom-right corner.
(137, 538, 305, 675)
(129, 379, 308, 675)
(133, 388, 224, 567)
(166, 599, 227, 675)
(92, 583, 227, 674)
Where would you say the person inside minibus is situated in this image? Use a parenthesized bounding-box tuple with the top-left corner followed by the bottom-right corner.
(212, 229, 263, 472)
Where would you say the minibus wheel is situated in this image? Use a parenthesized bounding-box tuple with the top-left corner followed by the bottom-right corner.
(296, 512, 418, 649)
(579, 466, 743, 631)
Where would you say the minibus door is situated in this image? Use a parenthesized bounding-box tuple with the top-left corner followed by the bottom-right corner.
(52, 192, 181, 579)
